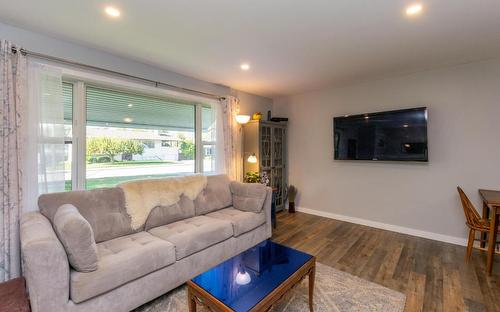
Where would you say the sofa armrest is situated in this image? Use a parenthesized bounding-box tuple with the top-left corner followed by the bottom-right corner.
(230, 182, 268, 212)
(262, 187, 273, 238)
(20, 212, 70, 312)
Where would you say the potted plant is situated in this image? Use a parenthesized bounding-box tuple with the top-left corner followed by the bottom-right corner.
(287, 185, 297, 213)
(244, 171, 261, 183)
(244, 171, 271, 187)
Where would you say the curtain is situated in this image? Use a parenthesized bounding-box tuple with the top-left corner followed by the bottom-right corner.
(0, 40, 27, 282)
(22, 62, 66, 212)
(203, 100, 226, 174)
(221, 96, 243, 181)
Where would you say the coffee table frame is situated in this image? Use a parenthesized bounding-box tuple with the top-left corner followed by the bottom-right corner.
(187, 256, 316, 312)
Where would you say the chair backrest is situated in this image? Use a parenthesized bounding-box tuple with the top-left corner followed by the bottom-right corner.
(457, 186, 483, 229)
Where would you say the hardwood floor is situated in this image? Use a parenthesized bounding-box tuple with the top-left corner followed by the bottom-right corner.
(271, 211, 500, 312)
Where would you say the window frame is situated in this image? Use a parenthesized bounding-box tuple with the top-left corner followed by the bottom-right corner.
(62, 82, 74, 191)
(63, 76, 217, 190)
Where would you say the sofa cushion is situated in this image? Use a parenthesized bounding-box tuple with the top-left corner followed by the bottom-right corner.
(148, 216, 233, 260)
(53, 204, 98, 272)
(38, 187, 135, 243)
(229, 182, 267, 213)
(206, 207, 266, 237)
(194, 175, 232, 215)
(144, 195, 195, 231)
(70, 232, 175, 303)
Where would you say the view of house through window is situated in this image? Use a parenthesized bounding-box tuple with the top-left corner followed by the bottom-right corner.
(63, 82, 218, 191)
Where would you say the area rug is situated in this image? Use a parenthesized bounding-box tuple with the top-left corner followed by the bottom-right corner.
(134, 263, 406, 312)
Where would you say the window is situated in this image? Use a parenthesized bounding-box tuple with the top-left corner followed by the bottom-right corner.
(63, 82, 73, 191)
(63, 80, 220, 190)
(161, 140, 178, 147)
(142, 140, 156, 149)
(202, 105, 217, 173)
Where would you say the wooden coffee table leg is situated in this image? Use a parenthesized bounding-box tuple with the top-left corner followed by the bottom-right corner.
(188, 286, 197, 312)
(308, 264, 315, 312)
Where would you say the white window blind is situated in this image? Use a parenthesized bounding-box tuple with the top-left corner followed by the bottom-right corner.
(86, 86, 200, 130)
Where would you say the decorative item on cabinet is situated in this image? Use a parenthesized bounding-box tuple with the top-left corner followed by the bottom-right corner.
(252, 112, 262, 120)
(242, 120, 287, 212)
(270, 117, 289, 122)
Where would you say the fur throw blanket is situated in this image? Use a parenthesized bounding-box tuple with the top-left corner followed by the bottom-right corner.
(118, 175, 207, 230)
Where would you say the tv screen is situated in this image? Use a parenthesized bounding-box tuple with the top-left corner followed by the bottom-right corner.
(334, 107, 428, 161)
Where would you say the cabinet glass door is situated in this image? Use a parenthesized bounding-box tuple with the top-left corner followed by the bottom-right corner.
(272, 126, 286, 210)
(260, 125, 272, 169)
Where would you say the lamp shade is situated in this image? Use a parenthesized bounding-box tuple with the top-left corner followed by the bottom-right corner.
(235, 115, 251, 124)
(247, 153, 257, 163)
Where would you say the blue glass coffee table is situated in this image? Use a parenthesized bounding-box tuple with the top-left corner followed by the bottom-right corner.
(187, 240, 316, 312)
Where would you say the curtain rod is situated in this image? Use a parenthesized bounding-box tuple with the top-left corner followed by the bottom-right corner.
(10, 46, 226, 101)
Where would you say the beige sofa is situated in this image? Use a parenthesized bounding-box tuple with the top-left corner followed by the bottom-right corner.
(20, 175, 272, 312)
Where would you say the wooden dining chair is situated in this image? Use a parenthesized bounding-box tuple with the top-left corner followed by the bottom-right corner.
(457, 186, 500, 261)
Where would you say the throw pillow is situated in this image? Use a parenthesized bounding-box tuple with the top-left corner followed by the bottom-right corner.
(53, 204, 98, 272)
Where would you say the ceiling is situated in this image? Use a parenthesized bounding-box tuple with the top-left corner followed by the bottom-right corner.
(1, 0, 500, 97)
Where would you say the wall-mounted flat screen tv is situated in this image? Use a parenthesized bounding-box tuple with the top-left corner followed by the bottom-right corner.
(334, 107, 428, 161)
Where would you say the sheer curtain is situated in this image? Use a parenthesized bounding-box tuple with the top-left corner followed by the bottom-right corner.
(204, 100, 226, 174)
(0, 40, 26, 282)
(221, 96, 243, 181)
(22, 62, 66, 212)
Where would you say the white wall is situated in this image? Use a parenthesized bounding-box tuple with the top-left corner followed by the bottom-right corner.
(274, 58, 500, 244)
(0, 21, 272, 114)
(232, 89, 273, 116)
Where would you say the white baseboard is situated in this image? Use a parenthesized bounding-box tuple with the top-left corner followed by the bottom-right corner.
(296, 207, 467, 246)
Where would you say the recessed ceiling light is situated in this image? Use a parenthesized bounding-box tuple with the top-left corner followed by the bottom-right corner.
(123, 117, 133, 123)
(240, 63, 250, 71)
(406, 3, 423, 16)
(403, 124, 409, 128)
(128, 104, 133, 107)
(105, 6, 121, 18)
